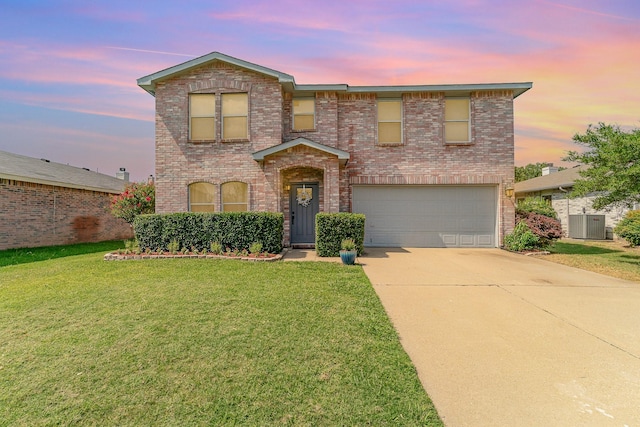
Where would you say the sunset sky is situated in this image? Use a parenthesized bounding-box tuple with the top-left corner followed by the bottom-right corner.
(1, 0, 638, 182)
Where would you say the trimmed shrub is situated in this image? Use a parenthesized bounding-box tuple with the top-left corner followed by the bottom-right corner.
(516, 197, 557, 219)
(517, 212, 563, 247)
(504, 221, 539, 252)
(316, 213, 365, 257)
(133, 212, 283, 254)
(614, 210, 640, 246)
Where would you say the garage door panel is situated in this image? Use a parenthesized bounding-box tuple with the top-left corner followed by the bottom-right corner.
(353, 185, 497, 248)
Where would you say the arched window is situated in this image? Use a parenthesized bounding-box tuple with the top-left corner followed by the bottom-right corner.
(188, 182, 215, 212)
(221, 181, 248, 212)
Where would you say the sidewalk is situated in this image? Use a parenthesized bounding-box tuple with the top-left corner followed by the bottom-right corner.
(281, 248, 342, 263)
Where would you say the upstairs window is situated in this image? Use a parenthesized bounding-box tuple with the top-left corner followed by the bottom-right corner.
(222, 93, 248, 140)
(189, 182, 215, 212)
(293, 98, 315, 131)
(190, 94, 216, 140)
(221, 181, 248, 212)
(445, 98, 470, 143)
(377, 100, 402, 145)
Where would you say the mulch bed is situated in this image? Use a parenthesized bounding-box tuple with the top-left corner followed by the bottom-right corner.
(104, 252, 283, 262)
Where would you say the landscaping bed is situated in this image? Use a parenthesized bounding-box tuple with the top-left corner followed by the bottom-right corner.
(104, 250, 283, 261)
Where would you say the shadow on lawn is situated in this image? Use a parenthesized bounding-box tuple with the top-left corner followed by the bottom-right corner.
(0, 241, 123, 267)
(550, 242, 622, 255)
(620, 254, 640, 266)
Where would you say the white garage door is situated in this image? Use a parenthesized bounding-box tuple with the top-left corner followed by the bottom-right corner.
(352, 185, 497, 248)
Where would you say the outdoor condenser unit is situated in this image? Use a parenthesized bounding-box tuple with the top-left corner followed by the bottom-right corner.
(568, 214, 606, 239)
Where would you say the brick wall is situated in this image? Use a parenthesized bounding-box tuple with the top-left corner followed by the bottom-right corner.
(154, 60, 283, 213)
(0, 179, 133, 250)
(336, 90, 516, 242)
(152, 59, 517, 244)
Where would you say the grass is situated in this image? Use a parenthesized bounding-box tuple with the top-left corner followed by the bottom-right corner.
(544, 238, 640, 282)
(0, 241, 123, 267)
(0, 244, 442, 426)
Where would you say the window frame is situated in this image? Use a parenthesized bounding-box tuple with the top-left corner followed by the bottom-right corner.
(221, 181, 249, 212)
(188, 182, 216, 212)
(377, 98, 403, 145)
(292, 97, 316, 131)
(221, 93, 249, 141)
(189, 94, 216, 141)
(444, 97, 471, 144)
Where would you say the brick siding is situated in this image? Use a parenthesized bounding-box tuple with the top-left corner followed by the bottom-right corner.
(0, 179, 133, 250)
(152, 60, 517, 245)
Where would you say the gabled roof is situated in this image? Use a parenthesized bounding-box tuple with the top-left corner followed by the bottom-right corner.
(0, 150, 128, 193)
(514, 165, 588, 194)
(137, 51, 296, 96)
(137, 51, 532, 98)
(252, 138, 350, 166)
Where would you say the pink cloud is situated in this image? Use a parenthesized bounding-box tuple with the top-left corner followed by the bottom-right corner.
(537, 0, 639, 22)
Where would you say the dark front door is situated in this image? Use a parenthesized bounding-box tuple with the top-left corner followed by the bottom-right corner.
(290, 183, 319, 244)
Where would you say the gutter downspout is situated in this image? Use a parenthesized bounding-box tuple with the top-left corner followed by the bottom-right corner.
(558, 186, 569, 236)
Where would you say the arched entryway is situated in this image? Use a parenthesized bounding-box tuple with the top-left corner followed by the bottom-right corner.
(281, 167, 324, 247)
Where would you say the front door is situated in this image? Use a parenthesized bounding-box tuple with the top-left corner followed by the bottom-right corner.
(289, 183, 319, 244)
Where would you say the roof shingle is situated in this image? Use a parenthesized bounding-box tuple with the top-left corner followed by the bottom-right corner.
(0, 150, 128, 193)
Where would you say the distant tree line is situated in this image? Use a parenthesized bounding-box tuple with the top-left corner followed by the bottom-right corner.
(514, 162, 566, 183)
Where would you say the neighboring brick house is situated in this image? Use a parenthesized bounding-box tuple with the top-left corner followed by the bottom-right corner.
(514, 165, 636, 238)
(137, 52, 531, 247)
(0, 150, 134, 250)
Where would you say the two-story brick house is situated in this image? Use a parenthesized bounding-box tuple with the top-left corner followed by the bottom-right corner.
(138, 52, 531, 248)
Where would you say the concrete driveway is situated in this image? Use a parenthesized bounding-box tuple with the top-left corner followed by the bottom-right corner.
(360, 248, 640, 427)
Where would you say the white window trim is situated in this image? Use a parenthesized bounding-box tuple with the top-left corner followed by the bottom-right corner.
(292, 97, 316, 131)
(444, 97, 471, 144)
(221, 93, 249, 141)
(377, 98, 403, 145)
(188, 182, 216, 212)
(220, 181, 250, 212)
(189, 94, 216, 141)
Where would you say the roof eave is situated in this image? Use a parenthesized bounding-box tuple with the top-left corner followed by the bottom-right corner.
(252, 138, 350, 166)
(0, 172, 124, 194)
(137, 51, 295, 97)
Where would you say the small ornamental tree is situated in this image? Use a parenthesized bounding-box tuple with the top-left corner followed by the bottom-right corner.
(110, 182, 155, 224)
(506, 197, 563, 251)
(516, 197, 557, 219)
(517, 212, 563, 247)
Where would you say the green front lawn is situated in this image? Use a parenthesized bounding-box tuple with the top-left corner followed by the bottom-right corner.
(545, 239, 640, 282)
(0, 241, 123, 267)
(0, 245, 442, 426)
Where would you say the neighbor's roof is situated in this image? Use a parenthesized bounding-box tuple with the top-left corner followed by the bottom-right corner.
(0, 150, 128, 193)
(514, 165, 589, 194)
(137, 51, 532, 98)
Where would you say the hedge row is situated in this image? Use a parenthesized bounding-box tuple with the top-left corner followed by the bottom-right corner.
(315, 213, 365, 257)
(133, 212, 283, 254)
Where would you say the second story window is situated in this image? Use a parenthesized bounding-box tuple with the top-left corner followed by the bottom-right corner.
(222, 93, 248, 140)
(377, 99, 402, 145)
(189, 94, 216, 140)
(445, 98, 470, 143)
(293, 98, 315, 131)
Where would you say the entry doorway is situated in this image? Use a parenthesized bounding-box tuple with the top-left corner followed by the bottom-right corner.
(289, 183, 319, 245)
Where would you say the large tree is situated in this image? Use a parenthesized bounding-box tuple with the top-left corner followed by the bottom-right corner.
(564, 123, 640, 210)
(515, 162, 565, 182)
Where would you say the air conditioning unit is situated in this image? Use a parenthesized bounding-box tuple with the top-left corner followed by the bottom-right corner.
(568, 215, 606, 239)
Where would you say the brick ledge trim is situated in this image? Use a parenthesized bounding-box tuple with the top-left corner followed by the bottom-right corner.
(350, 175, 504, 185)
